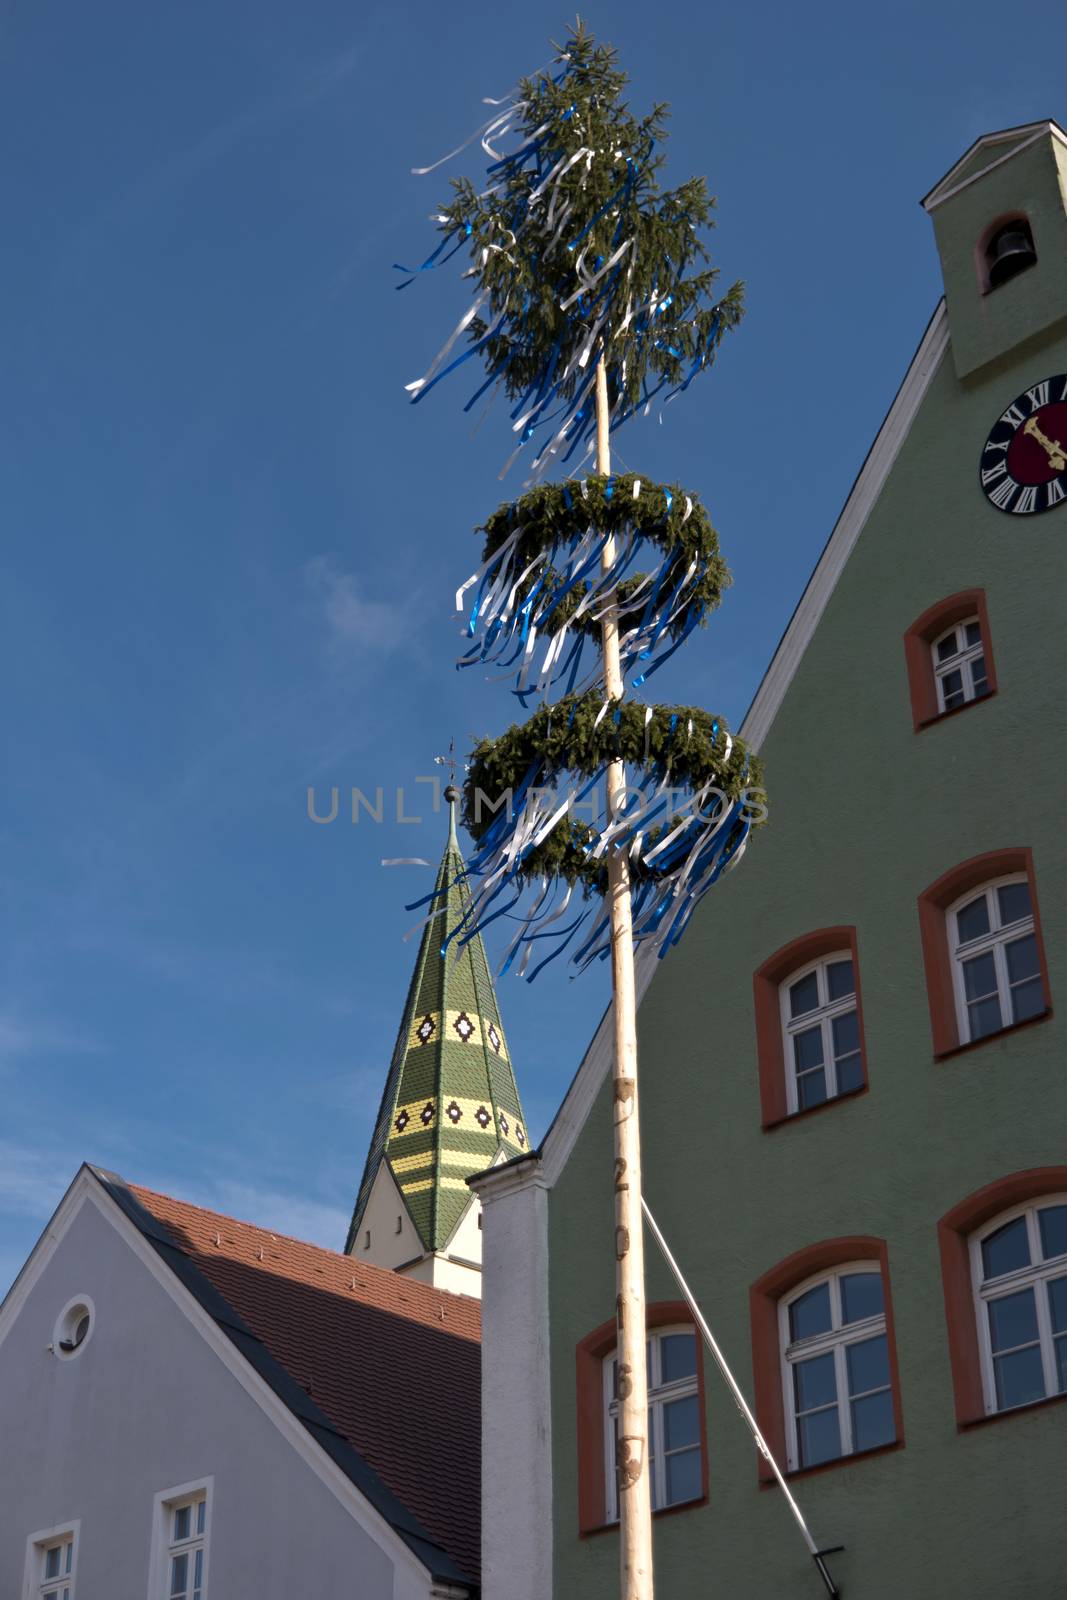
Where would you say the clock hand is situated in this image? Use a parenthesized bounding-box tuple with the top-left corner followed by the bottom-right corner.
(1023, 415, 1067, 473)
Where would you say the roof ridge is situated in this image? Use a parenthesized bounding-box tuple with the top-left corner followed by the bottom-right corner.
(123, 1178, 480, 1311)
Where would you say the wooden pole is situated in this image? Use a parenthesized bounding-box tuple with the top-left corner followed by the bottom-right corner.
(596, 356, 654, 1600)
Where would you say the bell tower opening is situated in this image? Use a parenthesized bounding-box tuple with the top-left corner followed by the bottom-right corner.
(980, 214, 1037, 294)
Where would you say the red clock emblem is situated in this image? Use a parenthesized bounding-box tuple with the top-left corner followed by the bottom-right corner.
(980, 376, 1067, 515)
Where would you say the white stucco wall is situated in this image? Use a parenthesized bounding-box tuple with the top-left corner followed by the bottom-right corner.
(0, 1184, 446, 1600)
(471, 1160, 552, 1600)
(359, 1162, 429, 1273)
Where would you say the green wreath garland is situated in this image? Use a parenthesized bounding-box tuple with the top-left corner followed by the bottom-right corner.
(461, 691, 764, 890)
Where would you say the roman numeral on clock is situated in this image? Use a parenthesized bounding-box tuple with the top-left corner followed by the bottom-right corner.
(981, 461, 1008, 487)
(1013, 485, 1038, 515)
(1000, 403, 1027, 429)
(1026, 381, 1051, 410)
(1047, 478, 1067, 508)
(987, 476, 1018, 511)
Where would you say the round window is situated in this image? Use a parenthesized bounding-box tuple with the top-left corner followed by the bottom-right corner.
(53, 1296, 95, 1359)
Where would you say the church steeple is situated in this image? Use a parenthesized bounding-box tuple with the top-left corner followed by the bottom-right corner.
(344, 785, 527, 1295)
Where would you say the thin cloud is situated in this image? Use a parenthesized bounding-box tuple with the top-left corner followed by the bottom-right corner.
(0, 1013, 101, 1072)
(304, 556, 404, 661)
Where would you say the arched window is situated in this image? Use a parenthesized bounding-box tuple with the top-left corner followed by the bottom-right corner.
(753, 929, 868, 1126)
(948, 874, 1043, 1044)
(750, 1237, 903, 1482)
(931, 616, 990, 713)
(780, 952, 864, 1114)
(917, 849, 1051, 1057)
(575, 1302, 708, 1532)
(603, 1326, 702, 1521)
(971, 1198, 1067, 1413)
(903, 590, 997, 730)
(939, 1168, 1067, 1425)
(780, 1264, 895, 1469)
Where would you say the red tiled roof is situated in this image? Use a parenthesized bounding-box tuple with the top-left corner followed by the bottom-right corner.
(128, 1183, 482, 1582)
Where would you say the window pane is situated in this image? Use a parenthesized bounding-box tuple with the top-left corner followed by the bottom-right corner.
(967, 993, 1002, 1041)
(964, 620, 982, 648)
(170, 1553, 189, 1598)
(956, 895, 991, 945)
(994, 1344, 1046, 1410)
(826, 959, 854, 1002)
(797, 1069, 827, 1110)
(797, 1406, 841, 1468)
(789, 971, 820, 1019)
(997, 880, 1032, 927)
(846, 1333, 890, 1395)
(196, 1501, 206, 1536)
(659, 1332, 697, 1385)
(664, 1446, 702, 1506)
(794, 1351, 837, 1412)
(1055, 1335, 1067, 1395)
(1047, 1275, 1067, 1334)
(962, 949, 997, 1001)
(65, 1544, 72, 1576)
(45, 1549, 61, 1580)
(831, 1009, 859, 1060)
(840, 1271, 884, 1325)
(1039, 1207, 1067, 1264)
(851, 1388, 895, 1452)
(836, 1054, 864, 1094)
(982, 1216, 1030, 1280)
(935, 630, 959, 663)
(789, 1282, 833, 1342)
(941, 670, 965, 708)
(1010, 975, 1044, 1025)
(663, 1394, 700, 1452)
(987, 1287, 1039, 1352)
(1005, 933, 1039, 985)
(174, 1505, 191, 1541)
(793, 1026, 824, 1072)
(194, 1548, 204, 1586)
(970, 655, 989, 696)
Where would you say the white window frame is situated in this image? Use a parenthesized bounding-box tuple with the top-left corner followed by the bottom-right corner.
(602, 1325, 701, 1523)
(779, 951, 862, 1115)
(970, 1195, 1067, 1416)
(947, 872, 1040, 1044)
(147, 1478, 212, 1600)
(21, 1521, 79, 1600)
(931, 615, 988, 713)
(779, 1262, 892, 1471)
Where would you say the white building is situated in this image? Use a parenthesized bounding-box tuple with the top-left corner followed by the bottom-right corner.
(0, 1163, 480, 1598)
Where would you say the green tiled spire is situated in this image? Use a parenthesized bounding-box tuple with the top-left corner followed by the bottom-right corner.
(345, 788, 527, 1257)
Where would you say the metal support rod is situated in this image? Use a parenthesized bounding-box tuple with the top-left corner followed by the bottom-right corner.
(641, 1198, 842, 1599)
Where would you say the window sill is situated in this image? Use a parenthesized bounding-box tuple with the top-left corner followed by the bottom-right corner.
(759, 1438, 903, 1489)
(915, 687, 997, 733)
(580, 1495, 707, 1538)
(762, 1083, 869, 1132)
(935, 1007, 1052, 1062)
(960, 1390, 1067, 1432)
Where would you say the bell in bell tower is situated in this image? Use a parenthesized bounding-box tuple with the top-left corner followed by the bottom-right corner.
(921, 121, 1067, 379)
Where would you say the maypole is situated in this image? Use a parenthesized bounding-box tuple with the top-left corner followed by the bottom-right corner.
(595, 354, 653, 1591)
(396, 27, 765, 1599)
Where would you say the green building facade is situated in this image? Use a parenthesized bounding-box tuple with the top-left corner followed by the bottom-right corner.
(472, 121, 1067, 1599)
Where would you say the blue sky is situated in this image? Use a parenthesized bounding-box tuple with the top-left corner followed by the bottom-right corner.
(2, 0, 1065, 1293)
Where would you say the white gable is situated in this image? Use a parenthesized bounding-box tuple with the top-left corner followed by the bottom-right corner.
(0, 1171, 458, 1600)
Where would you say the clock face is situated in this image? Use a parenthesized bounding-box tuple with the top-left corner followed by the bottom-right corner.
(980, 376, 1067, 515)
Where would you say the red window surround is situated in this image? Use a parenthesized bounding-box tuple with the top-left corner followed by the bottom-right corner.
(917, 847, 1052, 1059)
(574, 1300, 708, 1535)
(752, 927, 869, 1128)
(903, 588, 997, 732)
(938, 1167, 1067, 1427)
(749, 1236, 904, 1484)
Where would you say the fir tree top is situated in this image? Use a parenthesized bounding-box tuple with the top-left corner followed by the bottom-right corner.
(405, 22, 743, 469)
